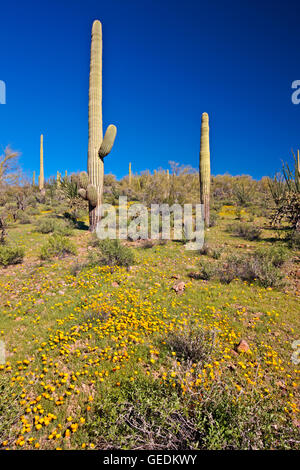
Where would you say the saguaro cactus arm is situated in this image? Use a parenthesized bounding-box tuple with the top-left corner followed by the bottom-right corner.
(99, 125, 117, 158)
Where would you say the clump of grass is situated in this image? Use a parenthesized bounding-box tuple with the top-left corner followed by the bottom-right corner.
(0, 244, 25, 267)
(227, 222, 262, 241)
(88, 239, 135, 268)
(40, 234, 77, 260)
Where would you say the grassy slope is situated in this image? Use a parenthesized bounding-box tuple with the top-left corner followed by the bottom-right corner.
(0, 211, 299, 450)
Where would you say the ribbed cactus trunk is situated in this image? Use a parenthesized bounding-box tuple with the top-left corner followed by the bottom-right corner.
(39, 134, 44, 191)
(78, 21, 117, 231)
(199, 112, 211, 227)
(88, 20, 103, 231)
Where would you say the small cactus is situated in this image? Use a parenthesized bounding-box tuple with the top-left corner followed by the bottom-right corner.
(78, 20, 117, 231)
(199, 112, 211, 227)
(39, 134, 44, 191)
(32, 171, 35, 186)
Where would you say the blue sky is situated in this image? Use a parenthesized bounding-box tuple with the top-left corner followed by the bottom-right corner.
(0, 0, 300, 180)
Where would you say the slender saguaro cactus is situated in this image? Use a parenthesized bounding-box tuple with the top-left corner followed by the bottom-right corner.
(39, 134, 44, 191)
(57, 171, 61, 187)
(129, 162, 132, 186)
(78, 20, 117, 231)
(32, 171, 35, 186)
(199, 112, 211, 227)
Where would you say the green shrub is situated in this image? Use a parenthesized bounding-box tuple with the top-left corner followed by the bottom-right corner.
(26, 207, 40, 216)
(89, 239, 134, 268)
(227, 222, 262, 241)
(255, 245, 289, 267)
(197, 260, 217, 280)
(40, 234, 77, 260)
(165, 327, 215, 363)
(219, 252, 285, 288)
(0, 244, 25, 267)
(35, 217, 73, 236)
(18, 213, 32, 224)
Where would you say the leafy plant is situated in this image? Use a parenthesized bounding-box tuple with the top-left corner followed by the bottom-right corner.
(0, 244, 25, 267)
(89, 239, 134, 268)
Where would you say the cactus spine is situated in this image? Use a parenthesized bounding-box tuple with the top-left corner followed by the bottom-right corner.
(39, 134, 44, 191)
(199, 112, 211, 227)
(78, 20, 117, 231)
(129, 162, 132, 186)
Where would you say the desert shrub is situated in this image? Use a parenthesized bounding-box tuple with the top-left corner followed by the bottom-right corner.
(255, 245, 289, 267)
(219, 252, 284, 288)
(35, 218, 56, 234)
(199, 244, 222, 259)
(211, 248, 222, 259)
(35, 217, 73, 236)
(227, 222, 262, 241)
(288, 230, 300, 249)
(89, 239, 134, 268)
(196, 385, 298, 450)
(209, 211, 218, 227)
(17, 213, 31, 224)
(26, 207, 40, 216)
(218, 255, 249, 284)
(0, 244, 25, 267)
(197, 260, 217, 280)
(165, 327, 216, 364)
(85, 364, 297, 450)
(199, 243, 211, 256)
(40, 234, 77, 260)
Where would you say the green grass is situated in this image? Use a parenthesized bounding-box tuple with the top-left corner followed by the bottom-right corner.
(0, 211, 299, 449)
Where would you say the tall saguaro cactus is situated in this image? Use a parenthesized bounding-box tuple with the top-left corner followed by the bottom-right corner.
(78, 20, 117, 231)
(199, 112, 211, 227)
(39, 134, 44, 191)
(129, 162, 132, 186)
(32, 171, 35, 186)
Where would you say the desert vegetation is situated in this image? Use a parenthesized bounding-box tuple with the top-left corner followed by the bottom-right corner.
(0, 18, 299, 452)
(0, 143, 299, 450)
